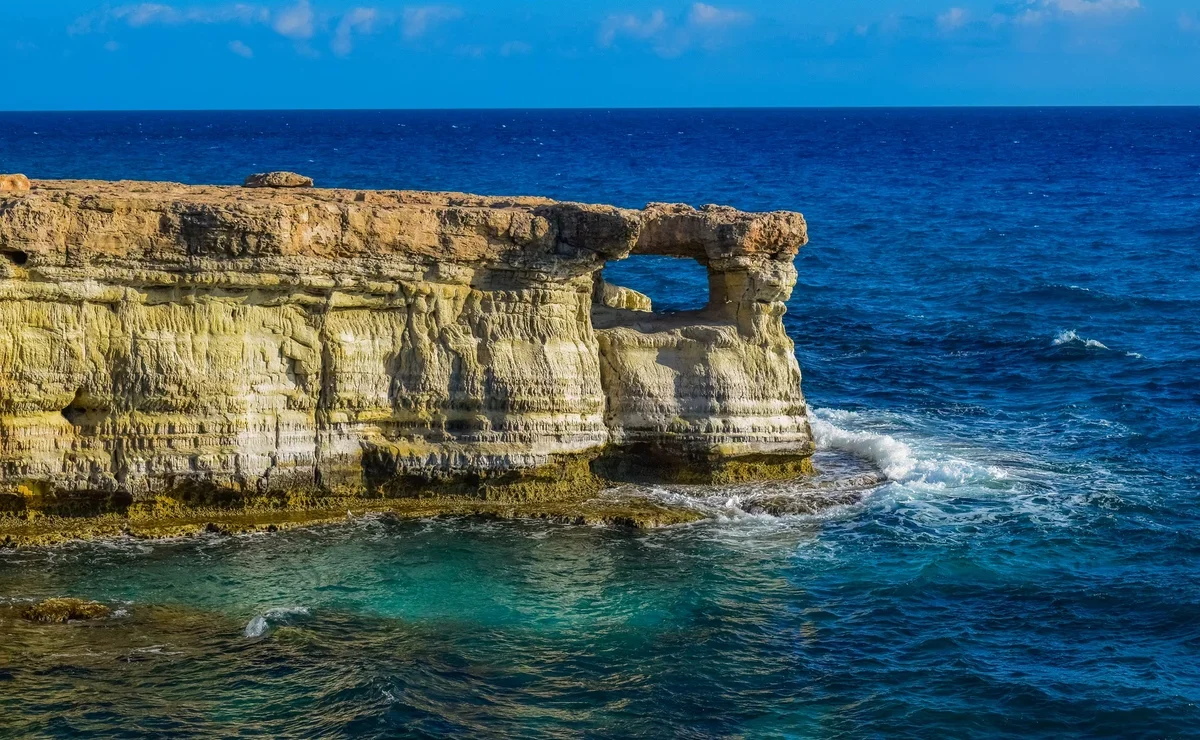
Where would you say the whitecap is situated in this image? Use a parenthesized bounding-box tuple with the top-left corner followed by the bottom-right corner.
(244, 606, 310, 638)
(809, 408, 1009, 489)
(1052, 329, 1108, 350)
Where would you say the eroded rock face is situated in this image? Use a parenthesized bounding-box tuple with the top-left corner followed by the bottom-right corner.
(0, 179, 811, 513)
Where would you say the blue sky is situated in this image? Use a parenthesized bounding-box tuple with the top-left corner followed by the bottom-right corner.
(3, 0, 1198, 109)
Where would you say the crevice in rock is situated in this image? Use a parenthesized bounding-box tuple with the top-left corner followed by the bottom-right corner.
(61, 389, 88, 427)
(2, 249, 28, 266)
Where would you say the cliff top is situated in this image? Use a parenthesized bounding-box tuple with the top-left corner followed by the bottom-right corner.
(0, 178, 806, 270)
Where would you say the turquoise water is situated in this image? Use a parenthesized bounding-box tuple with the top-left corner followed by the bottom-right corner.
(2, 108, 1199, 737)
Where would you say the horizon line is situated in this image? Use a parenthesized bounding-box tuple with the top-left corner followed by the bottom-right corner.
(2, 104, 1199, 114)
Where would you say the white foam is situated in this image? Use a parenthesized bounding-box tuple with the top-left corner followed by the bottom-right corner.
(244, 606, 310, 638)
(810, 411, 917, 481)
(810, 408, 1008, 489)
(1053, 329, 1108, 350)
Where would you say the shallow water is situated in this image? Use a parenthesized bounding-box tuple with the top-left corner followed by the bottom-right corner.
(2, 108, 1199, 737)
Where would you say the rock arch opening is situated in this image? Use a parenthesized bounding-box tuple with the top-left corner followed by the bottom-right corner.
(598, 254, 709, 314)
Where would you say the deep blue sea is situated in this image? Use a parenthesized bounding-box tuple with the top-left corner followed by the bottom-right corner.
(1, 109, 1199, 738)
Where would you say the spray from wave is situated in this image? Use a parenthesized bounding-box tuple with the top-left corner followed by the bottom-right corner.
(244, 606, 310, 638)
(809, 409, 1009, 489)
(1052, 329, 1108, 350)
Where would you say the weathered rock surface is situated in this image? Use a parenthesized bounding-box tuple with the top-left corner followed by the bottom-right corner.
(0, 174, 30, 193)
(20, 597, 111, 623)
(0, 179, 812, 525)
(244, 171, 314, 188)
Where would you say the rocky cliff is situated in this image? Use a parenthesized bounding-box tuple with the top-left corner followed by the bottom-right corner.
(0, 178, 811, 532)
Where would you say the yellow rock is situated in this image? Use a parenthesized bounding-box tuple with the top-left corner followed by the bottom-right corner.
(0, 179, 813, 529)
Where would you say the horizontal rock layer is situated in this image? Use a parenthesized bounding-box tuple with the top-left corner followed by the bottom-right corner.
(0, 179, 812, 512)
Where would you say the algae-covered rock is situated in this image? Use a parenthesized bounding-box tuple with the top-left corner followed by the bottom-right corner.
(21, 598, 111, 623)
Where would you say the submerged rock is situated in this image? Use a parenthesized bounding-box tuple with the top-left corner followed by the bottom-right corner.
(243, 171, 314, 188)
(0, 178, 814, 538)
(21, 598, 111, 623)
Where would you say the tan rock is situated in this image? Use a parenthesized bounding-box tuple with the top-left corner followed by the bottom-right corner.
(21, 598, 111, 623)
(0, 174, 30, 192)
(0, 178, 812, 518)
(595, 278, 652, 312)
(243, 171, 314, 188)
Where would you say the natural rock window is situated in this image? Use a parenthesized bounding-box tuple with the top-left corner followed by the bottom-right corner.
(2, 249, 28, 266)
(600, 254, 709, 313)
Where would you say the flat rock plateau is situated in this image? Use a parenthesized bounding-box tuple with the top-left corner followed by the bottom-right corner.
(0, 178, 814, 546)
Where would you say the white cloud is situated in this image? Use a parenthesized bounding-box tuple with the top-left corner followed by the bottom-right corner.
(688, 3, 750, 28)
(332, 7, 377, 55)
(599, 4, 750, 55)
(402, 5, 462, 40)
(599, 10, 667, 46)
(1009, 0, 1140, 25)
(936, 7, 969, 32)
(228, 39, 254, 57)
(272, 0, 314, 39)
(1052, 0, 1140, 15)
(500, 41, 532, 56)
(116, 3, 179, 26)
(70, 3, 269, 34)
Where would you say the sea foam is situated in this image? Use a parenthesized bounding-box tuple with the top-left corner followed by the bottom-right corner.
(1052, 329, 1108, 350)
(810, 408, 1008, 489)
(244, 606, 311, 638)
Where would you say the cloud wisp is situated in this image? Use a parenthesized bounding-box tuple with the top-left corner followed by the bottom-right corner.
(402, 5, 463, 40)
(1009, 0, 1142, 26)
(272, 0, 314, 40)
(599, 3, 751, 57)
(228, 39, 254, 57)
(69, 2, 467, 56)
(332, 7, 378, 55)
(936, 7, 969, 33)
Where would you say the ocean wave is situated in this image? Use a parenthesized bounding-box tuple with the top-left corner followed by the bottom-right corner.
(244, 606, 310, 638)
(622, 408, 1016, 524)
(1052, 329, 1108, 350)
(810, 408, 1008, 489)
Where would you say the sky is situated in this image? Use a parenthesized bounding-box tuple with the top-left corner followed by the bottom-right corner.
(2, 0, 1198, 109)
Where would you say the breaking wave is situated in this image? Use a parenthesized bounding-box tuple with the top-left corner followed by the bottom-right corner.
(809, 408, 1009, 489)
(1052, 329, 1109, 350)
(244, 606, 310, 638)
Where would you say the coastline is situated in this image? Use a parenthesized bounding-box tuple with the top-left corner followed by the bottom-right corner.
(0, 493, 711, 549)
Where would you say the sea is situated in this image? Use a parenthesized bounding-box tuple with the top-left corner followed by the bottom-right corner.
(0, 108, 1198, 738)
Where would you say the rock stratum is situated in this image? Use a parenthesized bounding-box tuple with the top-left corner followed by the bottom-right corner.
(0, 178, 812, 542)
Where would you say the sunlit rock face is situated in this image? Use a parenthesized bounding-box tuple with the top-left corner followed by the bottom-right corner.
(0, 179, 811, 510)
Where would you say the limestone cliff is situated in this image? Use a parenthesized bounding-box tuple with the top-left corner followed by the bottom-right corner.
(0, 179, 811, 520)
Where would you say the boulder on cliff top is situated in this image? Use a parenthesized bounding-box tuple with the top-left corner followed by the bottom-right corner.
(0, 174, 30, 192)
(244, 171, 314, 188)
